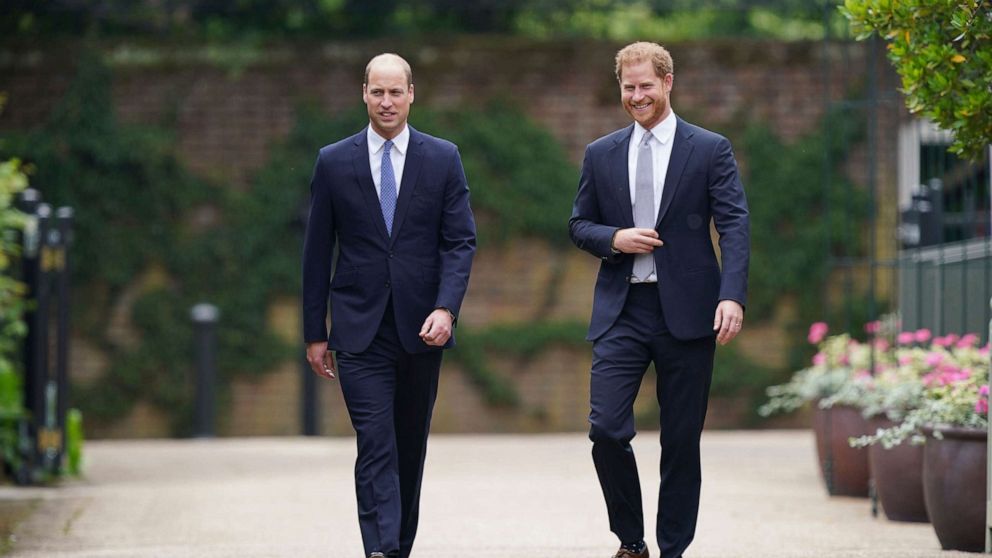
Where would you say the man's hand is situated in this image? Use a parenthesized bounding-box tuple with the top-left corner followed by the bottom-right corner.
(306, 341, 336, 379)
(713, 300, 745, 346)
(613, 228, 664, 254)
(420, 308, 453, 347)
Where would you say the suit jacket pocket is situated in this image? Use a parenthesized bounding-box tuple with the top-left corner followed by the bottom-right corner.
(330, 270, 357, 289)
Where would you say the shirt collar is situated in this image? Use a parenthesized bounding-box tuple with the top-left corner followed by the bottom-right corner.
(632, 111, 677, 147)
(368, 124, 410, 156)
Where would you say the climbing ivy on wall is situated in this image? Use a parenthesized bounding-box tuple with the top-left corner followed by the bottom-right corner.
(0, 51, 871, 431)
(2, 54, 291, 433)
(0, 54, 583, 432)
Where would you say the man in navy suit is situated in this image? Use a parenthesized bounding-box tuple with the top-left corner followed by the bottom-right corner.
(302, 53, 476, 558)
(569, 42, 749, 558)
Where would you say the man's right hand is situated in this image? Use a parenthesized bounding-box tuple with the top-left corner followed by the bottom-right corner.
(306, 341, 336, 380)
(612, 228, 664, 254)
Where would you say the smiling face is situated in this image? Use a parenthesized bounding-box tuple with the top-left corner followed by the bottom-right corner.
(363, 60, 414, 140)
(619, 59, 673, 130)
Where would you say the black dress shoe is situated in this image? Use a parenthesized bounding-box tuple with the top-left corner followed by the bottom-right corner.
(612, 546, 649, 558)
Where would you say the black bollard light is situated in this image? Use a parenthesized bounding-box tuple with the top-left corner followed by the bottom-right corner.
(52, 207, 73, 473)
(14, 190, 41, 484)
(27, 203, 52, 481)
(190, 303, 219, 438)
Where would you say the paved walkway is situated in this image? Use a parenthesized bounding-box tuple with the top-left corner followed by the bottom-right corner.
(1, 431, 975, 557)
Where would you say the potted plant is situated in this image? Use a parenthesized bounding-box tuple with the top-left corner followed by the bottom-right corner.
(852, 334, 990, 551)
(761, 323, 872, 497)
(849, 332, 934, 523)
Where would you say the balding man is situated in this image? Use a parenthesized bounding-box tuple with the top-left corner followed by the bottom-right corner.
(303, 53, 476, 558)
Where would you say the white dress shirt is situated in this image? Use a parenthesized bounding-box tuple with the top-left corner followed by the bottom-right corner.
(368, 124, 409, 199)
(627, 111, 677, 283)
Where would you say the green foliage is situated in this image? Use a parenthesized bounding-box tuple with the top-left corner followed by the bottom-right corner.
(1, 54, 578, 430)
(4, 0, 838, 41)
(0, 365, 23, 473)
(64, 408, 82, 475)
(0, 44, 873, 431)
(4, 54, 202, 294)
(3, 54, 291, 434)
(0, 156, 29, 473)
(0, 158, 29, 377)
(450, 321, 590, 406)
(516, 0, 838, 41)
(842, 0, 992, 160)
(416, 101, 578, 244)
(742, 107, 868, 325)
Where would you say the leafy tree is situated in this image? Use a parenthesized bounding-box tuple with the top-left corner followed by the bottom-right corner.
(841, 0, 992, 160)
(3, 0, 837, 41)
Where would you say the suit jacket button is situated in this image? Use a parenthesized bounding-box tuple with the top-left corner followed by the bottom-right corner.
(385, 281, 391, 288)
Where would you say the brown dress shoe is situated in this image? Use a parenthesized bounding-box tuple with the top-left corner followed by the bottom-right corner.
(612, 546, 649, 558)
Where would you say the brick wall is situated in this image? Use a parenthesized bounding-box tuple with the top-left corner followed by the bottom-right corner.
(0, 38, 897, 437)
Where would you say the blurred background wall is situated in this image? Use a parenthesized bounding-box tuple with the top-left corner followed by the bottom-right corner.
(0, 2, 934, 438)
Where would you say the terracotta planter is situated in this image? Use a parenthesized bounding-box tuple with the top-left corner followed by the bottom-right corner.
(867, 416, 928, 522)
(812, 404, 870, 497)
(922, 426, 987, 552)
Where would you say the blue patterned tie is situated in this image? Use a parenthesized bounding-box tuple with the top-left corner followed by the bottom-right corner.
(380, 140, 397, 235)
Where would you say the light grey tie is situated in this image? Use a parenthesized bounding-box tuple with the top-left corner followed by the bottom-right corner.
(632, 132, 656, 281)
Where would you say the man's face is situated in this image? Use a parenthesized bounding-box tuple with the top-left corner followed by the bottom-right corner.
(620, 60, 672, 130)
(363, 63, 414, 140)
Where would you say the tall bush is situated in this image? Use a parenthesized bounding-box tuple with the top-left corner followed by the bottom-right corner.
(0, 157, 29, 469)
(842, 0, 992, 160)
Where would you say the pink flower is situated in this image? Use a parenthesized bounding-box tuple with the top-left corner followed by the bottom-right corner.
(808, 322, 829, 345)
(839, 353, 850, 366)
(980, 385, 990, 397)
(922, 372, 942, 386)
(925, 353, 944, 367)
(915, 329, 932, 343)
(864, 320, 881, 334)
(976, 397, 989, 415)
(898, 355, 913, 366)
(812, 352, 826, 366)
(956, 333, 979, 348)
(897, 331, 915, 345)
(873, 339, 889, 351)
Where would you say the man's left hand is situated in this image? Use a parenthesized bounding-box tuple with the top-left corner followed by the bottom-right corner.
(713, 300, 745, 346)
(420, 308, 453, 347)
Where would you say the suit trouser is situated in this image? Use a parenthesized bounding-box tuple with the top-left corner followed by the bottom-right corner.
(589, 284, 715, 558)
(337, 302, 442, 558)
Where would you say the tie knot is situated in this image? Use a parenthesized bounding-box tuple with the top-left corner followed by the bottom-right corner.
(641, 132, 653, 148)
(383, 140, 393, 153)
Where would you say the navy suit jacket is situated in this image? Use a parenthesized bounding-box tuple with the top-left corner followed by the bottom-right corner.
(569, 117, 749, 342)
(302, 126, 477, 354)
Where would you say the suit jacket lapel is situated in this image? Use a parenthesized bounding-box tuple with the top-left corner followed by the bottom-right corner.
(389, 126, 424, 246)
(656, 118, 694, 227)
(610, 125, 635, 228)
(351, 129, 390, 243)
